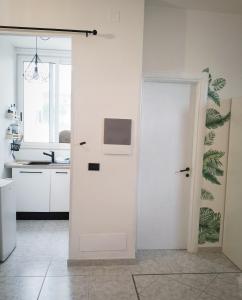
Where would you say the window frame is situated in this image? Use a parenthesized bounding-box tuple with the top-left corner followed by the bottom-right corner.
(16, 48, 71, 149)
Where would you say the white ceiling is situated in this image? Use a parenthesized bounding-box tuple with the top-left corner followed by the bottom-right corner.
(148, 0, 242, 14)
(0, 34, 71, 51)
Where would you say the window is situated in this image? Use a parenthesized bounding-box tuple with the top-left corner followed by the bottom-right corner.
(18, 52, 71, 146)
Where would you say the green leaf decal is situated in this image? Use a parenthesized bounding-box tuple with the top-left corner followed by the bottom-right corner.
(199, 68, 229, 245)
(199, 207, 221, 244)
(204, 131, 216, 146)
(199, 207, 214, 225)
(212, 78, 226, 91)
(206, 108, 231, 129)
(203, 149, 224, 163)
(201, 188, 214, 200)
(203, 68, 212, 86)
(208, 88, 220, 106)
(202, 68, 210, 73)
(203, 150, 225, 184)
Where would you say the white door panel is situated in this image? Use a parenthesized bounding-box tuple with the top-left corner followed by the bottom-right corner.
(50, 169, 70, 212)
(138, 82, 192, 249)
(13, 168, 50, 212)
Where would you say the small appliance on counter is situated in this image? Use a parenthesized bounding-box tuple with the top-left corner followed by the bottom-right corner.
(0, 179, 16, 262)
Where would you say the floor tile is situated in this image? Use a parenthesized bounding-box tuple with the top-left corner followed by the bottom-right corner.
(134, 275, 159, 292)
(38, 276, 89, 300)
(135, 273, 217, 294)
(136, 275, 202, 300)
(1, 220, 241, 300)
(0, 256, 50, 277)
(47, 259, 92, 276)
(161, 250, 239, 274)
(89, 273, 138, 300)
(198, 293, 219, 300)
(204, 273, 242, 300)
(14, 220, 69, 259)
(170, 273, 217, 291)
(0, 276, 44, 300)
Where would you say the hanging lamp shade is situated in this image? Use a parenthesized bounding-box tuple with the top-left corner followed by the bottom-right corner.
(24, 36, 49, 82)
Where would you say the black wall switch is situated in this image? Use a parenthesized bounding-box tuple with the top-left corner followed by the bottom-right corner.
(88, 163, 100, 171)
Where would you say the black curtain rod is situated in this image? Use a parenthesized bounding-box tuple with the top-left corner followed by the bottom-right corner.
(0, 26, 97, 37)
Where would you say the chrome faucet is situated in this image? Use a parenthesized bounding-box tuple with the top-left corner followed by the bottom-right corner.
(43, 151, 55, 163)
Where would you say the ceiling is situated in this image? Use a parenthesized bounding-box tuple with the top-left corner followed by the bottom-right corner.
(0, 34, 71, 51)
(148, 0, 242, 14)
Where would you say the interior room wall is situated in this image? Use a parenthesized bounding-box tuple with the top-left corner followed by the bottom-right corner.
(2, 0, 240, 254)
(143, 1, 187, 74)
(143, 0, 242, 247)
(0, 39, 16, 178)
(0, 0, 145, 260)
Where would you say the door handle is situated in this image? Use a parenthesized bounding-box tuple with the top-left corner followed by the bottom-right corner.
(176, 167, 190, 174)
(179, 167, 190, 173)
(55, 171, 68, 174)
(20, 171, 43, 174)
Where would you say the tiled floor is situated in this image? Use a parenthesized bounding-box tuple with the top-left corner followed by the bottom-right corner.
(0, 220, 241, 299)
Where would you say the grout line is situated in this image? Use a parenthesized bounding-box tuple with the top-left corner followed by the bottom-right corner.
(45, 274, 90, 277)
(196, 273, 219, 299)
(131, 274, 140, 300)
(164, 272, 219, 297)
(132, 271, 241, 300)
(37, 260, 52, 300)
(221, 253, 242, 272)
(132, 271, 242, 276)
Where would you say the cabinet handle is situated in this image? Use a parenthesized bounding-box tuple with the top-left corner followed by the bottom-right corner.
(55, 171, 68, 174)
(20, 171, 43, 174)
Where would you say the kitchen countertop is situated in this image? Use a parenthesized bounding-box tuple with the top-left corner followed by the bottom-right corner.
(5, 161, 70, 169)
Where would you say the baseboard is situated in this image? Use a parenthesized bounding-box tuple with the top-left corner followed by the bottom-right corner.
(198, 247, 222, 253)
(68, 258, 137, 266)
(16, 212, 69, 220)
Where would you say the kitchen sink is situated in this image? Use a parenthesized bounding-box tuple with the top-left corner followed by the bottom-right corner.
(28, 161, 52, 165)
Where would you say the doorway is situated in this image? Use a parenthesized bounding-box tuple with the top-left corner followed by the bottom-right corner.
(137, 76, 208, 252)
(0, 32, 72, 261)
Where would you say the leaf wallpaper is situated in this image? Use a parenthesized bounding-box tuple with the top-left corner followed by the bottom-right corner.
(199, 207, 221, 244)
(199, 68, 231, 245)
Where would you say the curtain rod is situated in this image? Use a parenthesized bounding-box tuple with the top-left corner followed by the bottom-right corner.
(0, 26, 97, 37)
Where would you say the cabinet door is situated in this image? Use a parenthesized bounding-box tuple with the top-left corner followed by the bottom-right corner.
(50, 169, 70, 212)
(12, 168, 50, 212)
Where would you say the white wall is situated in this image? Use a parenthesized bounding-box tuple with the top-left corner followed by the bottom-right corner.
(185, 10, 242, 99)
(143, 1, 242, 98)
(0, 39, 16, 178)
(143, 2, 187, 74)
(143, 0, 242, 247)
(0, 0, 144, 260)
(223, 98, 242, 269)
(70, 2, 144, 260)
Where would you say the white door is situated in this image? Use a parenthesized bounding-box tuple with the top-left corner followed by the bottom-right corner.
(50, 169, 70, 212)
(137, 81, 193, 249)
(223, 98, 242, 269)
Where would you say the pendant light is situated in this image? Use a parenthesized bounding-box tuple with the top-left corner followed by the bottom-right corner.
(24, 36, 49, 82)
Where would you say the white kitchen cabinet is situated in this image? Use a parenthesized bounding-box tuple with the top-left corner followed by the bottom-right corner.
(50, 169, 70, 212)
(12, 168, 50, 212)
(12, 168, 70, 212)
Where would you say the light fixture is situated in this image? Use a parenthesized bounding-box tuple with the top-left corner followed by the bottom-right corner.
(24, 36, 49, 82)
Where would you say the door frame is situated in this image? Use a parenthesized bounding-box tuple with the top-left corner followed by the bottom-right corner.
(138, 73, 208, 253)
(0, 29, 73, 258)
